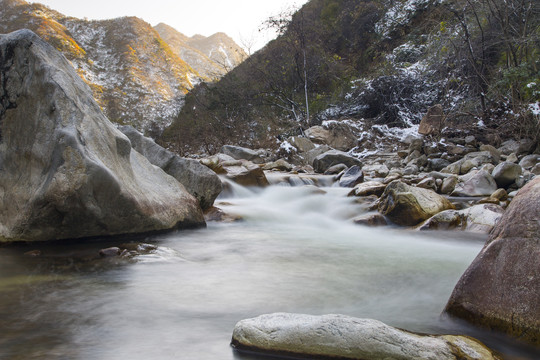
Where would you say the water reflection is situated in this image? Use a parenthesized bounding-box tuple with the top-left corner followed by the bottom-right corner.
(0, 185, 538, 359)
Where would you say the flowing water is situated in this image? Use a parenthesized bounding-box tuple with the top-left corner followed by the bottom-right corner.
(0, 179, 538, 359)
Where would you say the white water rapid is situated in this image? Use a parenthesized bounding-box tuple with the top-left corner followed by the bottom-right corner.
(0, 179, 537, 359)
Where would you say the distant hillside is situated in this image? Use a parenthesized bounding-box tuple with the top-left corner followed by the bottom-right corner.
(0, 0, 245, 134)
(161, 0, 540, 155)
(155, 23, 247, 80)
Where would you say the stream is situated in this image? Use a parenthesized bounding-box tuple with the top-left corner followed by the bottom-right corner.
(0, 179, 538, 359)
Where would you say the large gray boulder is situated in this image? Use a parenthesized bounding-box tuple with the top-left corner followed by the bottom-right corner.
(491, 161, 522, 188)
(305, 122, 357, 151)
(451, 170, 498, 197)
(118, 126, 222, 210)
(313, 150, 362, 173)
(220, 145, 264, 164)
(445, 177, 540, 345)
(378, 181, 455, 226)
(232, 313, 500, 360)
(0, 30, 204, 242)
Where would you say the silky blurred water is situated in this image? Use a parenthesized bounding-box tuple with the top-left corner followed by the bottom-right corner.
(0, 184, 537, 359)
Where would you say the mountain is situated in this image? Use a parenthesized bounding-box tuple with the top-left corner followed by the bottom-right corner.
(154, 23, 247, 80)
(0, 0, 245, 134)
(160, 0, 540, 155)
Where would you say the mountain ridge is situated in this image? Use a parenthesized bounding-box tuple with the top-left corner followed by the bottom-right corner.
(154, 23, 246, 80)
(0, 0, 246, 133)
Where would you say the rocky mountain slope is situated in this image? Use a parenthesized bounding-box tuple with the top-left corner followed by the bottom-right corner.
(161, 0, 539, 156)
(0, 0, 244, 134)
(155, 23, 246, 80)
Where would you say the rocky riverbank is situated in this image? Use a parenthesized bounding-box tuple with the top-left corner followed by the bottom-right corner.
(199, 118, 539, 355)
(0, 30, 208, 242)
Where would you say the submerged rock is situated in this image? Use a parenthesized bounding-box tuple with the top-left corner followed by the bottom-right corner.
(445, 177, 540, 345)
(0, 30, 204, 242)
(119, 126, 222, 210)
(231, 313, 500, 360)
(262, 159, 293, 172)
(378, 181, 455, 226)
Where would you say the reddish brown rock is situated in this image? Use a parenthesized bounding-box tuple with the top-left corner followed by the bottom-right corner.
(418, 104, 444, 135)
(444, 177, 540, 345)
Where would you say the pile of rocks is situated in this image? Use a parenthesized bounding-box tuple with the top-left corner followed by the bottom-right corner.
(210, 131, 538, 235)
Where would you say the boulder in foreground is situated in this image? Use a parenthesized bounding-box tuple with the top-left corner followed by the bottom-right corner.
(232, 313, 500, 360)
(118, 125, 222, 210)
(0, 30, 204, 242)
(445, 176, 540, 345)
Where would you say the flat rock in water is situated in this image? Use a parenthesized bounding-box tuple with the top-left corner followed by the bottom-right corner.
(0, 30, 204, 242)
(231, 313, 500, 360)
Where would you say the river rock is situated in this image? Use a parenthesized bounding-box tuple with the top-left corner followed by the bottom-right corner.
(287, 136, 315, 153)
(0, 30, 204, 242)
(362, 164, 389, 178)
(498, 138, 535, 155)
(478, 144, 501, 163)
(305, 123, 357, 151)
(99, 247, 121, 257)
(231, 313, 500, 360)
(324, 163, 348, 175)
(445, 177, 540, 345)
(220, 145, 264, 164)
(418, 104, 444, 135)
(338, 165, 364, 187)
(348, 181, 386, 197)
(300, 144, 332, 166)
(519, 154, 540, 169)
(353, 214, 388, 227)
(491, 161, 522, 188)
(313, 150, 362, 173)
(451, 170, 497, 197)
(505, 152, 518, 163)
(428, 158, 451, 171)
(222, 160, 269, 187)
(262, 159, 293, 172)
(442, 151, 497, 175)
(378, 181, 455, 226)
(419, 204, 505, 233)
(416, 177, 438, 192)
(119, 126, 222, 210)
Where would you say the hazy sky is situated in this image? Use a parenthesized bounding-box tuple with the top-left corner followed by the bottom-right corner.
(33, 0, 309, 51)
